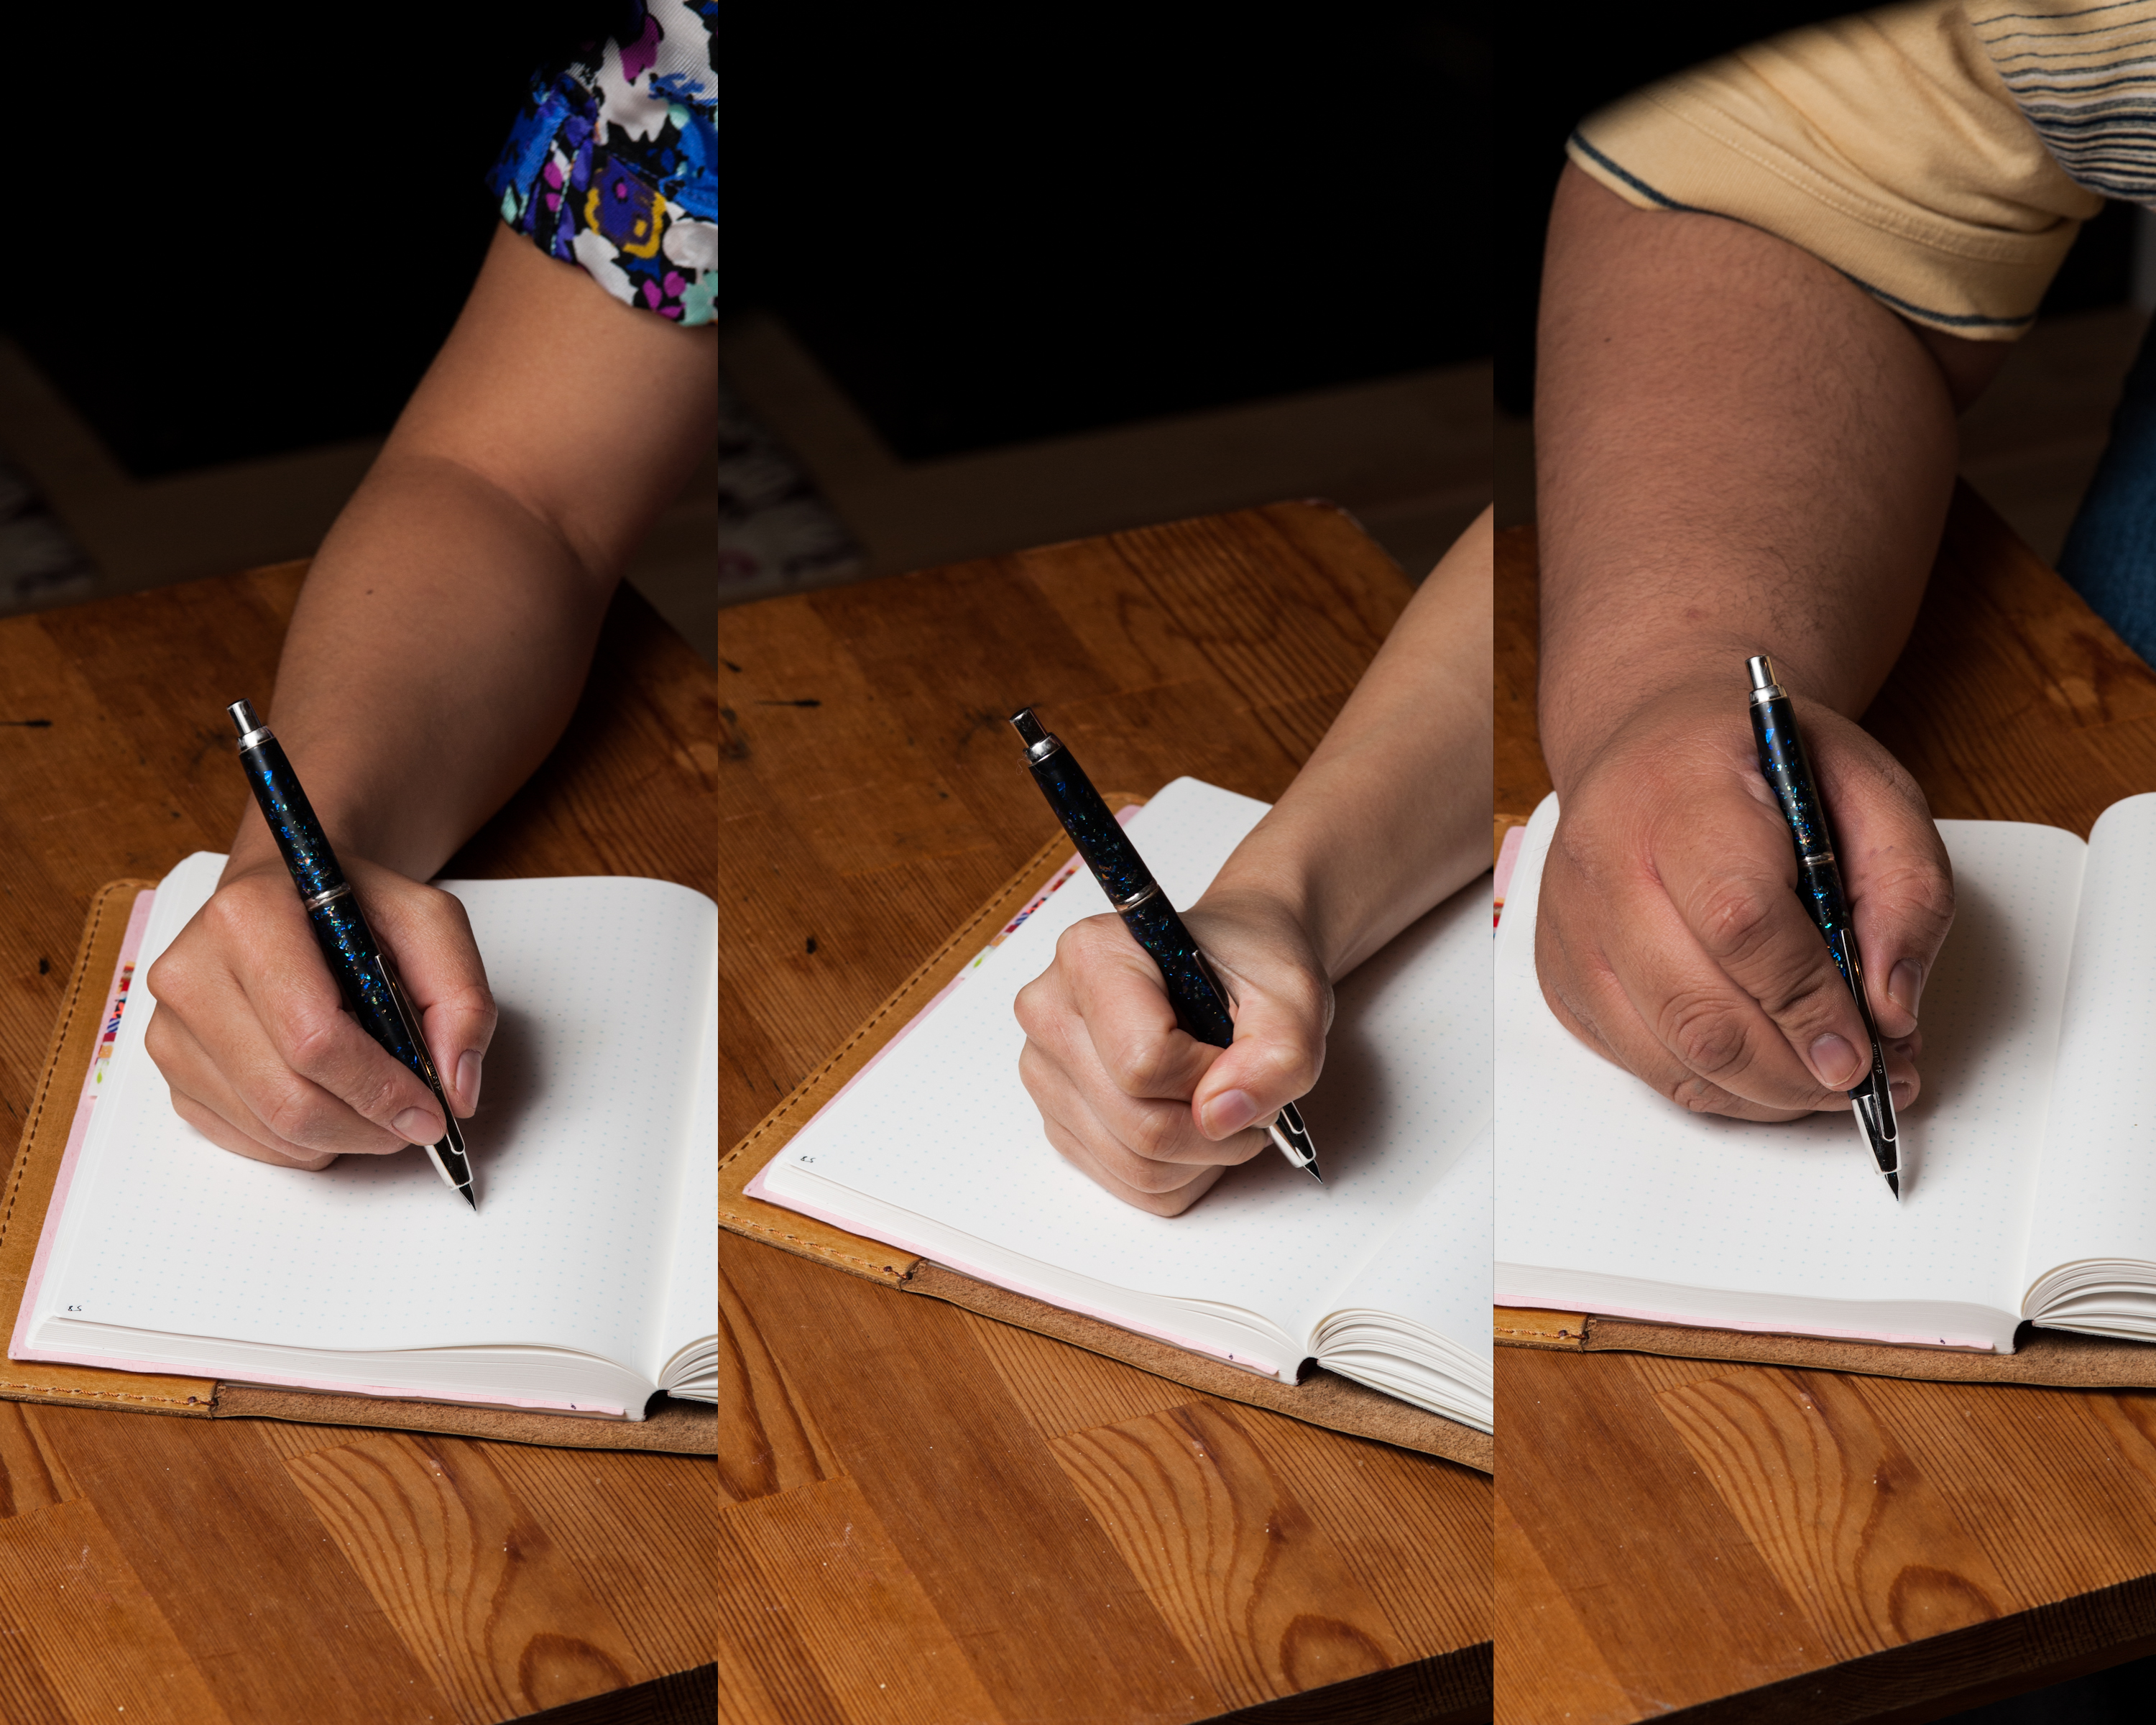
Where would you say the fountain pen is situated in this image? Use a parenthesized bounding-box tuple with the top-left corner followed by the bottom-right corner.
(1744, 658, 1900, 1200)
(1009, 707, 1322, 1183)
(226, 699, 476, 1208)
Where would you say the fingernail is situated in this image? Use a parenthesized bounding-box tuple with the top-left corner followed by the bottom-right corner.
(1889, 961, 1925, 1021)
(1810, 1034, 1860, 1089)
(1204, 1090, 1260, 1136)
(457, 1051, 484, 1114)
(393, 1106, 445, 1144)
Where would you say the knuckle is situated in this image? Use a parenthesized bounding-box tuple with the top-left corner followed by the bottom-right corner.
(278, 1002, 348, 1075)
(1869, 860, 1956, 940)
(258, 1081, 330, 1147)
(1659, 992, 1751, 1080)
(1664, 1071, 1735, 1115)
(1123, 1107, 1182, 1164)
(1692, 879, 1781, 967)
(1123, 1152, 1188, 1194)
(1101, 1028, 1177, 1097)
(1012, 978, 1053, 1039)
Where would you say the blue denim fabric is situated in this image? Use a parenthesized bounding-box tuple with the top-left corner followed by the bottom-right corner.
(2059, 316, 2156, 666)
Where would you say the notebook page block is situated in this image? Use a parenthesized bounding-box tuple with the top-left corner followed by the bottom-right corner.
(1497, 798, 2082, 1342)
(2026, 793, 2156, 1284)
(33, 856, 716, 1382)
(771, 777, 1492, 1346)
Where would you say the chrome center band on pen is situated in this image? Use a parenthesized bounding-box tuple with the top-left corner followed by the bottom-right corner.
(302, 883, 354, 912)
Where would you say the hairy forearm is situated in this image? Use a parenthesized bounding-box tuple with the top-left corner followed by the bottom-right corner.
(1205, 508, 1495, 978)
(1535, 166, 1987, 791)
(234, 454, 615, 878)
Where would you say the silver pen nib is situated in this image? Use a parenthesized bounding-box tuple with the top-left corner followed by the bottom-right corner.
(1267, 1102, 1325, 1184)
(1852, 1085, 1900, 1202)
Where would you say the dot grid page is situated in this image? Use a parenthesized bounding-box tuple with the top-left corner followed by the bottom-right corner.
(2027, 793, 2156, 1282)
(770, 777, 1495, 1347)
(38, 854, 718, 1378)
(1496, 796, 2083, 1341)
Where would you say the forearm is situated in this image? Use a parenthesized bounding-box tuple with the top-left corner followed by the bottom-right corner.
(231, 456, 614, 879)
(1535, 166, 1985, 791)
(1202, 509, 1495, 978)
(229, 227, 716, 883)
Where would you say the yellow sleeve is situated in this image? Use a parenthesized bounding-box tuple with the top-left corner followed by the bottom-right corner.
(1568, 0, 2103, 340)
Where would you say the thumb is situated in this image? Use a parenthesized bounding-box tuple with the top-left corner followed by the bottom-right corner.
(1189, 970, 1330, 1141)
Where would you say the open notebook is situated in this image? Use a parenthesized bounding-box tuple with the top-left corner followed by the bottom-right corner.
(1498, 791, 2156, 1355)
(14, 852, 719, 1419)
(751, 777, 1494, 1433)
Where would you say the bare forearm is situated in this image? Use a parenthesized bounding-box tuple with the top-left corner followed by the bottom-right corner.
(1535, 166, 1986, 790)
(234, 455, 614, 878)
(1205, 508, 1494, 978)
(229, 228, 716, 881)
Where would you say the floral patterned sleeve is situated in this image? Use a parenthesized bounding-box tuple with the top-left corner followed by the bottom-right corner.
(487, 1, 718, 326)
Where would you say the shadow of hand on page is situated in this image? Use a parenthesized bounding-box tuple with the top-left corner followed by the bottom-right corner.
(1889, 870, 2024, 1200)
(319, 1005, 543, 1198)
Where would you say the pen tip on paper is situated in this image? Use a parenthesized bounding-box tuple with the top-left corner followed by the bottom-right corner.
(1885, 1169, 1900, 1202)
(459, 1186, 477, 1211)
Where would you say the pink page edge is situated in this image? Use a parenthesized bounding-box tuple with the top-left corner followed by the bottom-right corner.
(13, 889, 157, 1363)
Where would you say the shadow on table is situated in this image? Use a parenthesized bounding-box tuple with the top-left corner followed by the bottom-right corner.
(1945, 1651, 2156, 1723)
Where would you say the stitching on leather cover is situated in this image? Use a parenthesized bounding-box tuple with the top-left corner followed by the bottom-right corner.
(710, 1210, 905, 1277)
(0, 1380, 203, 1407)
(0, 882, 124, 1259)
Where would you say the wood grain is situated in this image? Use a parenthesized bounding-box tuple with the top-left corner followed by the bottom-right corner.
(1049, 1399, 1406, 1708)
(704, 505, 1488, 1723)
(1496, 484, 2156, 1722)
(1653, 1369, 2012, 1661)
(0, 507, 1488, 1722)
(0, 568, 714, 1721)
(0, 1495, 229, 1724)
(285, 1433, 648, 1719)
(718, 1473, 1007, 1725)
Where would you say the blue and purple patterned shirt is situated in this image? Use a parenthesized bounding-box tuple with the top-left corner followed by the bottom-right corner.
(489, 1, 717, 325)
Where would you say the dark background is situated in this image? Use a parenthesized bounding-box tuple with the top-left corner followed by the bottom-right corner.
(1, 6, 1483, 479)
(1494, 4, 2136, 417)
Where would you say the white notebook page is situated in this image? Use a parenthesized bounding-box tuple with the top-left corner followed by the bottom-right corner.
(1332, 1123, 1493, 1366)
(34, 854, 717, 1381)
(767, 777, 1494, 1353)
(2026, 793, 2156, 1289)
(1496, 797, 2083, 1346)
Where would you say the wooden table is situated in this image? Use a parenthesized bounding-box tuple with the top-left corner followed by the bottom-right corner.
(1497, 484, 2156, 1724)
(707, 504, 1491, 1724)
(0, 570, 719, 1724)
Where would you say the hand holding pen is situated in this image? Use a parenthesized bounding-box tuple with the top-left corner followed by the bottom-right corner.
(1009, 709, 1327, 1215)
(1532, 681, 1950, 1128)
(142, 713, 495, 1182)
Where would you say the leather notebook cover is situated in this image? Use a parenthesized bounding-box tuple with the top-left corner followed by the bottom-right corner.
(0, 878, 714, 1455)
(1495, 1304, 2156, 1388)
(719, 806, 1493, 1476)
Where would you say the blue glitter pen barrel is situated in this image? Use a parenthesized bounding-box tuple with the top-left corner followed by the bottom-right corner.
(1009, 707, 1323, 1184)
(1743, 657, 1899, 1200)
(226, 699, 476, 1208)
